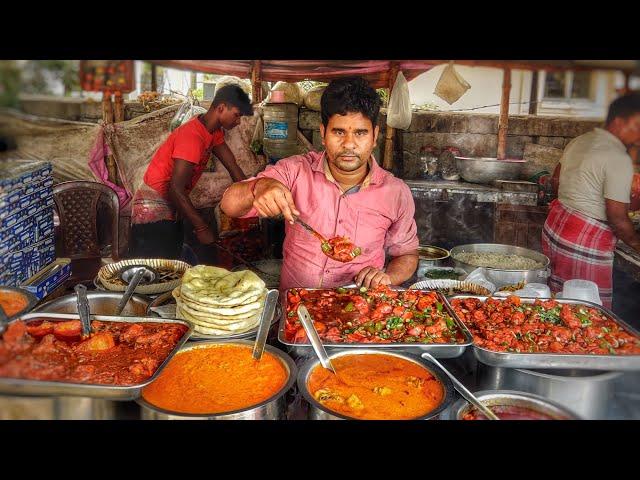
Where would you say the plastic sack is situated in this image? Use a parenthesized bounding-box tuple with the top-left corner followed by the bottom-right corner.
(303, 85, 325, 111)
(434, 63, 471, 105)
(386, 71, 412, 130)
(463, 267, 497, 294)
(250, 114, 264, 154)
(170, 99, 206, 131)
(268, 81, 303, 105)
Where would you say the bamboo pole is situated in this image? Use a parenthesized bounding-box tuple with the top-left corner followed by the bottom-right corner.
(102, 91, 118, 184)
(251, 60, 262, 104)
(382, 63, 400, 171)
(497, 68, 512, 160)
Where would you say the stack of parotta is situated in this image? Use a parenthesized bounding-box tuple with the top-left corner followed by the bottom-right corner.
(173, 265, 267, 336)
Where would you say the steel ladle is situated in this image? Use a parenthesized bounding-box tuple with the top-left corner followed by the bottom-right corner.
(252, 289, 279, 361)
(421, 352, 499, 420)
(297, 304, 336, 374)
(114, 265, 157, 316)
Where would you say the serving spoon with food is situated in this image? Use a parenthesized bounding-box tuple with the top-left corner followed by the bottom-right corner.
(294, 217, 361, 263)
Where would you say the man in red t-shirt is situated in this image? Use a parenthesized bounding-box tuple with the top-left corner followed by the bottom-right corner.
(129, 85, 253, 261)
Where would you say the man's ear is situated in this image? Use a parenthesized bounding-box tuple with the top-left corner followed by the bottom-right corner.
(373, 125, 380, 145)
(319, 124, 326, 146)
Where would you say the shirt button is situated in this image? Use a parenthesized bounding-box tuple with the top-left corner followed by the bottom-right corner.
(325, 269, 330, 273)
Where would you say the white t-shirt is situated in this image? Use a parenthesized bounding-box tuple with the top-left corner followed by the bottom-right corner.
(558, 128, 633, 221)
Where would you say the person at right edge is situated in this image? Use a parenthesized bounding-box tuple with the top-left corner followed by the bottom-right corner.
(542, 92, 640, 309)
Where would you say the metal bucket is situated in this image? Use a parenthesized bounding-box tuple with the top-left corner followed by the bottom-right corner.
(476, 363, 623, 419)
(297, 349, 455, 420)
(0, 395, 117, 420)
(137, 340, 297, 420)
(439, 390, 581, 420)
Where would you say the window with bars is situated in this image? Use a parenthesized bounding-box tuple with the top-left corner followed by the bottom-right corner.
(543, 71, 592, 100)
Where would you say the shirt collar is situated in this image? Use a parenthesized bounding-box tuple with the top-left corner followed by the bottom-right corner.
(314, 151, 385, 193)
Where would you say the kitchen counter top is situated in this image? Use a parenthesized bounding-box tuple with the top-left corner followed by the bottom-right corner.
(405, 179, 539, 206)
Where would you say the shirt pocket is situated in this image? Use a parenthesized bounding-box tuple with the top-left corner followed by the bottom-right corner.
(354, 207, 391, 255)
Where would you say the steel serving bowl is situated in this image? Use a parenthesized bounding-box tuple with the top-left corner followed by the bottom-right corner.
(455, 156, 526, 184)
(416, 245, 450, 277)
(0, 286, 38, 322)
(439, 389, 582, 420)
(34, 291, 151, 317)
(450, 243, 550, 288)
(297, 349, 455, 420)
(475, 365, 622, 420)
(137, 339, 297, 420)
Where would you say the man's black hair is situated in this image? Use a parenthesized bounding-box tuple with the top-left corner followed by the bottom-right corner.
(212, 84, 253, 116)
(606, 92, 640, 125)
(320, 77, 381, 129)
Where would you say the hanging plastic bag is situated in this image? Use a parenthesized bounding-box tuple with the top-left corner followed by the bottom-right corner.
(386, 71, 412, 130)
(434, 63, 471, 105)
(169, 96, 207, 131)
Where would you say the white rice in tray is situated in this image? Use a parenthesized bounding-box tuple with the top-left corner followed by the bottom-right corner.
(453, 252, 543, 270)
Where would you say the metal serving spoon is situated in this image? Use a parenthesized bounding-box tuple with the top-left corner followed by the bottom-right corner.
(297, 304, 337, 374)
(421, 352, 499, 421)
(252, 289, 279, 361)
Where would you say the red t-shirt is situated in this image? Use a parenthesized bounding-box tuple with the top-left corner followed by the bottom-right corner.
(143, 116, 225, 198)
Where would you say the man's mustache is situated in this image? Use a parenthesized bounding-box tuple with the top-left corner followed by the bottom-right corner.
(338, 151, 360, 158)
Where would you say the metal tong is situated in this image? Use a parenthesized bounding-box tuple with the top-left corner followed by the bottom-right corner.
(75, 284, 92, 338)
(252, 289, 280, 361)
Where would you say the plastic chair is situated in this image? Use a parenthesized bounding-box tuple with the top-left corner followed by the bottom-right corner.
(53, 181, 120, 284)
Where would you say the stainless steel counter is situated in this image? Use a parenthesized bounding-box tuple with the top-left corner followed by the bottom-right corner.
(405, 179, 539, 206)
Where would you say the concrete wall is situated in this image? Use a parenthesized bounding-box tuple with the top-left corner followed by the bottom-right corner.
(298, 108, 601, 176)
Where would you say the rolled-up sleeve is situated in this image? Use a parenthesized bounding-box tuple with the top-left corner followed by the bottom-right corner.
(233, 156, 301, 218)
(384, 183, 419, 257)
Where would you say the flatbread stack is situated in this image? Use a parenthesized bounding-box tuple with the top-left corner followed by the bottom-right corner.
(172, 265, 267, 336)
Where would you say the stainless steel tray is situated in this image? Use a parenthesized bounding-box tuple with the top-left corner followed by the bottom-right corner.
(445, 295, 640, 371)
(0, 312, 193, 399)
(277, 287, 473, 358)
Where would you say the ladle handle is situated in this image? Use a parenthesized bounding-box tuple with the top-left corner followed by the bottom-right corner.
(115, 268, 145, 316)
(252, 289, 279, 361)
(297, 305, 335, 374)
(75, 284, 91, 337)
(421, 352, 500, 421)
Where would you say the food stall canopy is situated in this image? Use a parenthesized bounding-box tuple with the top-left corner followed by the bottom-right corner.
(147, 60, 437, 88)
(148, 60, 640, 86)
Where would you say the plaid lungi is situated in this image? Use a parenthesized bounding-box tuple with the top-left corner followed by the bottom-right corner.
(541, 199, 616, 308)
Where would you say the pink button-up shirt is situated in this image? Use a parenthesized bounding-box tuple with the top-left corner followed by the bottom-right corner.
(241, 151, 418, 291)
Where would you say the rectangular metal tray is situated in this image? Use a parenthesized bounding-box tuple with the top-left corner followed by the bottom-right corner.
(277, 287, 473, 358)
(0, 313, 193, 399)
(445, 295, 640, 371)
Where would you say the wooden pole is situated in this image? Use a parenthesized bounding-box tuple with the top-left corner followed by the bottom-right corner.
(151, 63, 157, 92)
(497, 68, 512, 160)
(383, 63, 400, 171)
(102, 90, 118, 185)
(624, 71, 631, 94)
(528, 71, 539, 115)
(251, 60, 262, 104)
(113, 91, 125, 123)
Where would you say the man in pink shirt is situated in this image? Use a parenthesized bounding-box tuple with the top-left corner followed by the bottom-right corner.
(221, 77, 419, 290)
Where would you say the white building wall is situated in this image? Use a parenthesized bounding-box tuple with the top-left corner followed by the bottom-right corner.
(408, 64, 622, 119)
